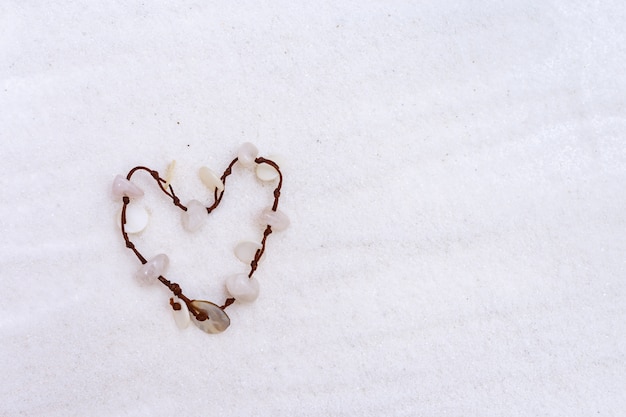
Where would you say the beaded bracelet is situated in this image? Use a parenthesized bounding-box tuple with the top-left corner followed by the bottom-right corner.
(113, 143, 288, 334)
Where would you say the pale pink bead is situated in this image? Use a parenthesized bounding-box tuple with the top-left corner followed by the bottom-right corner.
(226, 273, 260, 303)
(181, 200, 206, 232)
(237, 142, 258, 168)
(259, 208, 290, 232)
(112, 175, 144, 199)
(135, 254, 169, 286)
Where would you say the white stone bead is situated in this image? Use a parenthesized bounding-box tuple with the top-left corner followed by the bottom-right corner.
(135, 253, 169, 286)
(226, 273, 260, 303)
(171, 297, 190, 329)
(255, 155, 284, 182)
(181, 199, 206, 232)
(121, 205, 149, 234)
(112, 174, 144, 198)
(189, 300, 230, 334)
(237, 142, 259, 168)
(259, 208, 290, 232)
(234, 241, 262, 263)
(198, 167, 224, 192)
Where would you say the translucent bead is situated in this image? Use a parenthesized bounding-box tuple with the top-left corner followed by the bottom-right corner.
(255, 155, 283, 182)
(112, 175, 144, 199)
(181, 199, 206, 232)
(171, 297, 190, 329)
(122, 205, 149, 234)
(226, 273, 260, 303)
(234, 241, 262, 263)
(237, 142, 258, 168)
(259, 208, 290, 232)
(135, 254, 169, 286)
(189, 300, 230, 334)
(198, 167, 224, 192)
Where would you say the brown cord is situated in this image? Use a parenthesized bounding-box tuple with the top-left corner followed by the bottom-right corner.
(120, 156, 283, 322)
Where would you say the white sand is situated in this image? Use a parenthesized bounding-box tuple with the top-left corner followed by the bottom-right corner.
(1, 1, 625, 416)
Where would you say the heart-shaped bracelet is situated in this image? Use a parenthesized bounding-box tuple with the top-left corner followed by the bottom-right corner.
(113, 143, 288, 334)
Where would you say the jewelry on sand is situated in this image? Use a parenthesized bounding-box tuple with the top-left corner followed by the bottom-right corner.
(113, 143, 288, 334)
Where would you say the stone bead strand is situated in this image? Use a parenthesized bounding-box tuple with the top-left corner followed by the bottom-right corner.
(116, 144, 288, 335)
(181, 199, 206, 232)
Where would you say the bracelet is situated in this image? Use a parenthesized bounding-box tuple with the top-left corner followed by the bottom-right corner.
(113, 143, 288, 334)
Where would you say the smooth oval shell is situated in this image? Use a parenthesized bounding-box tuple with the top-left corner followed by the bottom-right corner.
(112, 174, 144, 199)
(189, 300, 230, 334)
(255, 155, 284, 181)
(259, 208, 290, 232)
(198, 166, 224, 192)
(181, 199, 206, 232)
(172, 297, 190, 329)
(120, 204, 149, 234)
(234, 241, 262, 263)
(226, 273, 260, 303)
(135, 253, 169, 286)
(237, 142, 258, 168)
